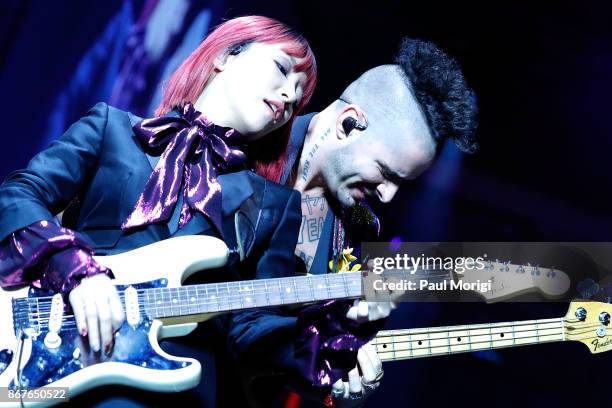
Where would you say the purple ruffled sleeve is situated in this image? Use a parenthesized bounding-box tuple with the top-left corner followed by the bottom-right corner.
(0, 220, 113, 297)
(295, 299, 386, 388)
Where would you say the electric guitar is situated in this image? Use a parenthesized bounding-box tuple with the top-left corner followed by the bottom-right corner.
(0, 235, 574, 406)
(0, 235, 372, 407)
(371, 299, 612, 362)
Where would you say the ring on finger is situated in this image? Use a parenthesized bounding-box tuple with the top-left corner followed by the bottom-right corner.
(361, 379, 379, 392)
(331, 387, 344, 398)
(373, 369, 384, 382)
(348, 390, 363, 400)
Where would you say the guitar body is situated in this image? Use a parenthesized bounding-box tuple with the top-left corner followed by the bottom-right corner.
(0, 235, 229, 407)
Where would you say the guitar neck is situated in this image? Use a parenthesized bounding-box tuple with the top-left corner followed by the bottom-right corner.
(372, 317, 566, 362)
(141, 273, 364, 319)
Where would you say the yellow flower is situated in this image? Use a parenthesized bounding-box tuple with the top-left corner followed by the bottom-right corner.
(329, 247, 362, 273)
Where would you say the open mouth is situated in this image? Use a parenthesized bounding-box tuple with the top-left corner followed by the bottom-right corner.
(264, 99, 283, 121)
(350, 187, 366, 201)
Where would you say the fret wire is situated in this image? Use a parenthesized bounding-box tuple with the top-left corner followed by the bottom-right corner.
(308, 276, 315, 302)
(188, 286, 196, 314)
(342, 273, 349, 297)
(263, 280, 270, 307)
(196, 285, 203, 314)
(226, 282, 231, 312)
(215, 283, 219, 312)
(238, 281, 245, 309)
(177, 287, 185, 316)
(292, 278, 299, 303)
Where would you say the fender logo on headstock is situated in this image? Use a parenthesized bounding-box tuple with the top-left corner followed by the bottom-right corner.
(591, 337, 612, 352)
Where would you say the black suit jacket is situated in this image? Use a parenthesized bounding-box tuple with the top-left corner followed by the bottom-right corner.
(0, 102, 306, 406)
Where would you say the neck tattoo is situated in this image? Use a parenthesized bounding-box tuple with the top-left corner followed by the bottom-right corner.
(300, 127, 331, 182)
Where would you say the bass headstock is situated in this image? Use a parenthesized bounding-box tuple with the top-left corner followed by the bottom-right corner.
(566, 300, 612, 354)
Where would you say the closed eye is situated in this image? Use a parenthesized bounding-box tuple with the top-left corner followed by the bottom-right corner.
(378, 161, 404, 185)
(275, 60, 288, 76)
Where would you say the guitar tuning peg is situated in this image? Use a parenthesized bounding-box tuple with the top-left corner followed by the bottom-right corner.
(516, 265, 525, 274)
(575, 307, 587, 320)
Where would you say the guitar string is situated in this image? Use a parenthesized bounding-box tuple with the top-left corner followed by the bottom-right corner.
(374, 319, 564, 339)
(26, 317, 604, 340)
(373, 333, 566, 360)
(24, 275, 507, 317)
(44, 320, 566, 338)
(373, 318, 564, 339)
(15, 266, 500, 302)
(375, 333, 604, 360)
(19, 270, 565, 323)
(15, 260, 550, 305)
(24, 274, 460, 312)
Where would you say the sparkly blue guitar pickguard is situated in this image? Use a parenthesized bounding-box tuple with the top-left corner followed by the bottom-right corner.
(9, 280, 192, 389)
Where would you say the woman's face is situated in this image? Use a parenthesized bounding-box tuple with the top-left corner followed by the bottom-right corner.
(206, 42, 308, 141)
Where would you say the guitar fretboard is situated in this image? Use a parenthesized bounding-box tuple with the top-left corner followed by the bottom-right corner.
(141, 273, 364, 318)
(372, 318, 565, 361)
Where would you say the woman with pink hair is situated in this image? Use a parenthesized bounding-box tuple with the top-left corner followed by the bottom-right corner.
(0, 15, 344, 405)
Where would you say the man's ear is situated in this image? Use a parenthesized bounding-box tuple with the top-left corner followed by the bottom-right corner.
(336, 104, 366, 140)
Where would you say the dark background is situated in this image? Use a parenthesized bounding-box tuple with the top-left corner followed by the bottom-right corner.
(1, 1, 611, 407)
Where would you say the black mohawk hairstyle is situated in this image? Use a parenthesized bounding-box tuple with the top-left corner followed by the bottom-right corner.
(395, 38, 479, 153)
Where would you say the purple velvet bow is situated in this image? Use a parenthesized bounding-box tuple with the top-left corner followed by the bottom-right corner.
(122, 103, 247, 235)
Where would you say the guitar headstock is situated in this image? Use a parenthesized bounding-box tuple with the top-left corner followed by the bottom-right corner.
(566, 300, 612, 354)
(462, 260, 571, 302)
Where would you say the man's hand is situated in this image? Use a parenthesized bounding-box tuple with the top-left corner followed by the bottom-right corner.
(68, 274, 125, 353)
(346, 300, 396, 323)
(330, 344, 383, 407)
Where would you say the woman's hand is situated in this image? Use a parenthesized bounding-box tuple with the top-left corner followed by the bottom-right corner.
(68, 274, 125, 353)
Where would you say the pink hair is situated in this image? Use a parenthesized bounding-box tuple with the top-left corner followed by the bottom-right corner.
(156, 15, 317, 183)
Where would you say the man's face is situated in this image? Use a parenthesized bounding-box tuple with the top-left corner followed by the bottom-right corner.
(322, 123, 436, 209)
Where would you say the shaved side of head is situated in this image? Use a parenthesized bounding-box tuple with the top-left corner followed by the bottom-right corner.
(341, 65, 433, 151)
(339, 38, 478, 155)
